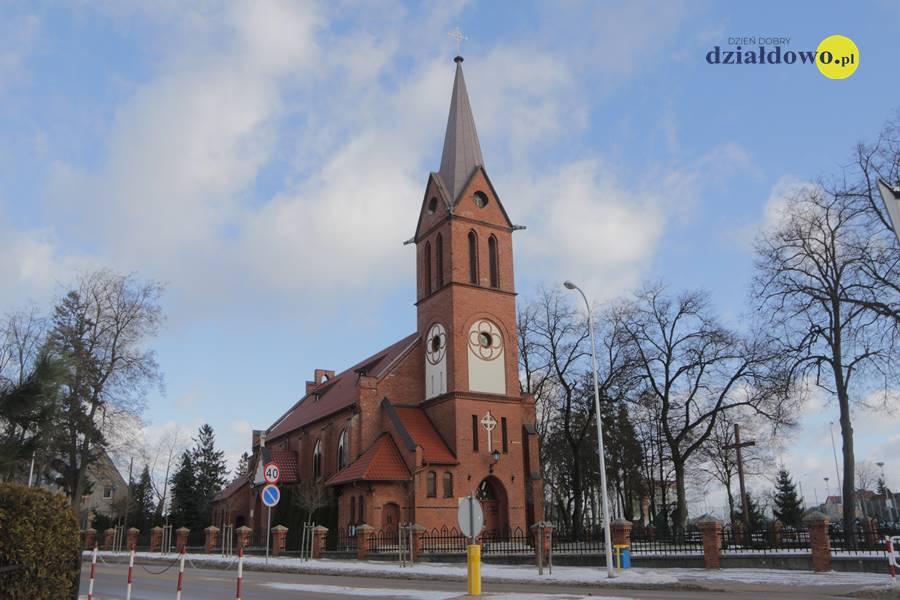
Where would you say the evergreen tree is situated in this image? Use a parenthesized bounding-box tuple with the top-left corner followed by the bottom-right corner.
(736, 491, 768, 529)
(192, 424, 228, 527)
(772, 468, 804, 527)
(130, 465, 155, 530)
(168, 450, 200, 529)
(235, 452, 251, 478)
(876, 477, 887, 496)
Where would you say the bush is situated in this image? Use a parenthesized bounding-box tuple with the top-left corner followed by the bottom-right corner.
(0, 483, 80, 600)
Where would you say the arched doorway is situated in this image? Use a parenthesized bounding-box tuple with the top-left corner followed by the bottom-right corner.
(476, 477, 508, 536)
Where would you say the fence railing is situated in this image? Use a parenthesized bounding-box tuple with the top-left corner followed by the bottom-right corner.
(325, 527, 358, 552)
(829, 527, 891, 555)
(552, 526, 606, 555)
(630, 527, 704, 555)
(420, 526, 468, 554)
(720, 527, 811, 554)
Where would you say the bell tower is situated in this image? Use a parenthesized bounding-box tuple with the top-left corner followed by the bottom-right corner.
(413, 56, 520, 401)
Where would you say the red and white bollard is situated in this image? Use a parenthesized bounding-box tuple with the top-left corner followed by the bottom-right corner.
(235, 546, 244, 600)
(125, 544, 135, 600)
(175, 547, 186, 600)
(888, 537, 897, 584)
(87, 545, 98, 600)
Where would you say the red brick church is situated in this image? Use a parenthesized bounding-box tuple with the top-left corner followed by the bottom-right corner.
(213, 55, 543, 537)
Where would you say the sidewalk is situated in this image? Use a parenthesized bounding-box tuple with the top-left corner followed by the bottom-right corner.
(85, 550, 898, 594)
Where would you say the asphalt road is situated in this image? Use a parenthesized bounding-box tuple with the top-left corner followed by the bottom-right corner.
(79, 563, 867, 600)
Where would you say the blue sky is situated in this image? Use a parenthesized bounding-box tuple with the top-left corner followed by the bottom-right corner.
(2, 1, 898, 514)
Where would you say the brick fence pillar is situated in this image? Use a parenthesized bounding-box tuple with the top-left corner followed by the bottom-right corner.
(104, 528, 116, 551)
(175, 527, 190, 553)
(696, 516, 722, 570)
(204, 526, 220, 553)
(83, 528, 97, 550)
(804, 511, 831, 572)
(610, 519, 633, 548)
(530, 522, 553, 567)
(126, 527, 140, 550)
(356, 524, 374, 560)
(150, 526, 163, 552)
(312, 526, 328, 559)
(410, 524, 426, 562)
(272, 525, 288, 556)
(769, 520, 783, 546)
(236, 526, 253, 551)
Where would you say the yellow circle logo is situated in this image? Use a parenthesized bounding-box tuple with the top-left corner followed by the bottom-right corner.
(816, 35, 859, 79)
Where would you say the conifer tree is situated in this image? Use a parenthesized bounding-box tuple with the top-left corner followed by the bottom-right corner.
(772, 468, 804, 527)
(192, 424, 228, 527)
(130, 465, 155, 530)
(168, 450, 200, 529)
(235, 452, 251, 478)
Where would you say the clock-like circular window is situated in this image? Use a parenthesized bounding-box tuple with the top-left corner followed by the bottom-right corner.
(473, 191, 489, 209)
(468, 320, 503, 361)
(425, 323, 446, 365)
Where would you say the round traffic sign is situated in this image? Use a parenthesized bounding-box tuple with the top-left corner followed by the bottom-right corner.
(264, 462, 281, 484)
(261, 484, 280, 508)
(458, 495, 484, 539)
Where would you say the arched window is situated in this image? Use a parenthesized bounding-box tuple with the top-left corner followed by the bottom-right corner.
(443, 472, 453, 498)
(350, 496, 356, 525)
(358, 495, 365, 524)
(313, 439, 322, 480)
(426, 471, 437, 497)
(424, 242, 432, 295)
(488, 235, 499, 288)
(337, 429, 348, 469)
(468, 231, 479, 285)
(435, 234, 444, 288)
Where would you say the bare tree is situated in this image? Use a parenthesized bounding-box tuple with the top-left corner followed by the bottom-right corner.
(47, 269, 164, 513)
(517, 288, 636, 535)
(619, 284, 792, 531)
(752, 180, 899, 544)
(292, 480, 332, 525)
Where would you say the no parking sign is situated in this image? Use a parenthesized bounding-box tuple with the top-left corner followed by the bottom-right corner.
(261, 484, 280, 508)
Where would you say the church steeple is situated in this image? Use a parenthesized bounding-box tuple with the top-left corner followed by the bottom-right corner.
(438, 57, 484, 204)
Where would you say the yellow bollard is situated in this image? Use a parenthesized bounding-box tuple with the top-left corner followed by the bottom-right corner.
(467, 544, 481, 596)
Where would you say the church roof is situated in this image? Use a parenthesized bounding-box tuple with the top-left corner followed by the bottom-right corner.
(266, 332, 419, 440)
(261, 447, 299, 483)
(326, 433, 410, 486)
(438, 57, 484, 204)
(392, 405, 457, 465)
(214, 474, 248, 502)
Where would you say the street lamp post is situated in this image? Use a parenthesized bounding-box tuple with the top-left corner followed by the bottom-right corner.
(563, 280, 616, 578)
(876, 177, 900, 242)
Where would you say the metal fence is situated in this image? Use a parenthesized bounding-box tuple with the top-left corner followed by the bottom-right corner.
(720, 527, 811, 554)
(325, 527, 358, 552)
(829, 528, 891, 555)
(552, 526, 606, 555)
(420, 526, 468, 554)
(370, 529, 400, 553)
(630, 527, 704, 555)
(481, 527, 532, 555)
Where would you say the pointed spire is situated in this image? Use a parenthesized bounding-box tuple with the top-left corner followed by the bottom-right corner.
(438, 56, 484, 204)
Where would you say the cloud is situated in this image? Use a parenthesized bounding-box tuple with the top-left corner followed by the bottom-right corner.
(733, 176, 818, 250)
(0, 12, 39, 97)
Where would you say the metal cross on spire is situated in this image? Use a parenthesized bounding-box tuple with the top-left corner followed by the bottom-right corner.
(448, 27, 467, 56)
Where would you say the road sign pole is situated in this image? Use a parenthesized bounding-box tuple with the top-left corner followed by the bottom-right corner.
(265, 506, 272, 564)
(469, 495, 475, 545)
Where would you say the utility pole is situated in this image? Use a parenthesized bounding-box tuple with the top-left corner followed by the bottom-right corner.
(725, 424, 756, 541)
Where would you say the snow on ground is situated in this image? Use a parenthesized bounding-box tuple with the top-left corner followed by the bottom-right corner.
(87, 551, 895, 590)
(262, 582, 625, 599)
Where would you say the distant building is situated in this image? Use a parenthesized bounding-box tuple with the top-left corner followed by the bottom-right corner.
(34, 449, 129, 527)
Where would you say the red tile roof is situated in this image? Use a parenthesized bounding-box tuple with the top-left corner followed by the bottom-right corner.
(393, 406, 457, 465)
(326, 434, 410, 486)
(268, 449, 299, 483)
(214, 474, 248, 502)
(266, 333, 418, 441)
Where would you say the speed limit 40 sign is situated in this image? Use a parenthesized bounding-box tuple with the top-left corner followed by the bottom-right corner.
(263, 462, 280, 484)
